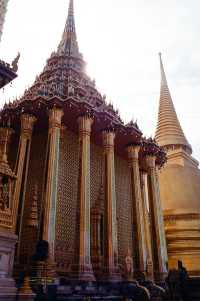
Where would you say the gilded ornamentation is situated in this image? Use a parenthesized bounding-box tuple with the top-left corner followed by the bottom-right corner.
(0, 176, 9, 211)
(27, 183, 39, 228)
(0, 127, 16, 230)
(20, 114, 37, 139)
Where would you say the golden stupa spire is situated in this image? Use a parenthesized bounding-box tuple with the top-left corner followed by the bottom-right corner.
(155, 53, 192, 153)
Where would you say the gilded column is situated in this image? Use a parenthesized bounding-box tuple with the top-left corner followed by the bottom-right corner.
(0, 127, 18, 301)
(0, 127, 14, 167)
(12, 114, 36, 230)
(102, 130, 120, 280)
(42, 107, 63, 260)
(0, 126, 15, 230)
(146, 155, 168, 280)
(77, 115, 94, 280)
(140, 171, 154, 280)
(127, 145, 146, 274)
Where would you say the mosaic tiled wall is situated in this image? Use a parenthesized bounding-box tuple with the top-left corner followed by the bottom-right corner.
(55, 128, 135, 273)
(55, 129, 80, 271)
(16, 127, 136, 272)
(19, 131, 47, 264)
(115, 157, 134, 267)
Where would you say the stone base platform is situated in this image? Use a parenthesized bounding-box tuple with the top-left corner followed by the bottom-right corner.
(0, 231, 17, 301)
(56, 280, 151, 301)
(67, 263, 95, 282)
(0, 277, 17, 301)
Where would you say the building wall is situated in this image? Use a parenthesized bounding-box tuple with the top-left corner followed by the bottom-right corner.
(55, 129, 80, 272)
(15, 127, 136, 273)
(115, 156, 134, 267)
(55, 128, 135, 273)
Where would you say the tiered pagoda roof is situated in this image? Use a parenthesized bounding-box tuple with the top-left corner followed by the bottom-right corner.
(0, 0, 166, 167)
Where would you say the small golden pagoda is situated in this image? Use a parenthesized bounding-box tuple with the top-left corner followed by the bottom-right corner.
(155, 53, 200, 275)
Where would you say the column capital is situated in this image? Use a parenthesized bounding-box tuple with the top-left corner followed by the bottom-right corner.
(146, 155, 156, 169)
(0, 127, 14, 150)
(127, 144, 140, 161)
(20, 114, 37, 138)
(78, 115, 93, 136)
(102, 130, 115, 149)
(48, 107, 63, 129)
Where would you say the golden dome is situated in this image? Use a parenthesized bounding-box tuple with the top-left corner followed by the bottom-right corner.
(160, 164, 200, 211)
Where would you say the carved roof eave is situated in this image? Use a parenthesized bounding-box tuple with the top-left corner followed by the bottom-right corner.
(0, 95, 143, 147)
(0, 60, 17, 89)
(48, 52, 84, 62)
(139, 138, 167, 169)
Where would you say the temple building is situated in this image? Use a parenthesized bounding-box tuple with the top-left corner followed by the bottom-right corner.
(0, 55, 19, 89)
(0, 0, 9, 41)
(155, 53, 200, 275)
(0, 0, 168, 292)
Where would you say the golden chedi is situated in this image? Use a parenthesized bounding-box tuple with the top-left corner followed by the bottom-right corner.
(155, 53, 200, 275)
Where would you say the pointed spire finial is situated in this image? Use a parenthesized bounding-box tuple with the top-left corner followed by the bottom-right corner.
(159, 52, 168, 86)
(57, 0, 81, 57)
(155, 54, 192, 153)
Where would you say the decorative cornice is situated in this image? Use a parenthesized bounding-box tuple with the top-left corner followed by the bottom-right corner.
(164, 212, 200, 222)
(141, 137, 167, 168)
(21, 114, 37, 138)
(78, 114, 93, 136)
(127, 144, 140, 161)
(102, 130, 115, 149)
(48, 107, 63, 129)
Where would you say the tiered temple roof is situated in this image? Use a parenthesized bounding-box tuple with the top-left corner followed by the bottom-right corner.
(0, 0, 166, 166)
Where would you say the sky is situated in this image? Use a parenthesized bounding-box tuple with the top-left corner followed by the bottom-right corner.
(0, 0, 200, 161)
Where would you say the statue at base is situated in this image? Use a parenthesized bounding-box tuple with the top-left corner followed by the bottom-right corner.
(124, 248, 134, 281)
(146, 258, 153, 280)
